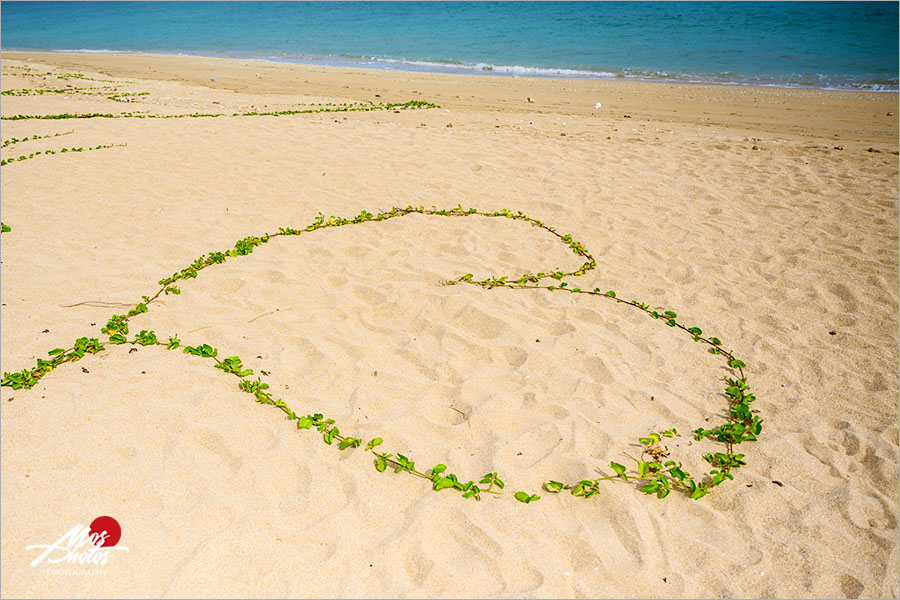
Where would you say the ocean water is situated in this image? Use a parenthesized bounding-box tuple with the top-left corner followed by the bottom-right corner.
(1, 1, 897, 91)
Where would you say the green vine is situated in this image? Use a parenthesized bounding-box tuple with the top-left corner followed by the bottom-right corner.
(1, 205, 761, 504)
(1, 100, 438, 121)
(1, 66, 131, 84)
(1, 130, 74, 148)
(1, 87, 115, 97)
(0, 143, 125, 166)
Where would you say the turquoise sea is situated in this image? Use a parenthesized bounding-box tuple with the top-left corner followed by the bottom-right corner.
(1, 1, 897, 91)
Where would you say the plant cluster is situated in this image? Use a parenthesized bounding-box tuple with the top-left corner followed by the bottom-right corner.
(2, 205, 762, 505)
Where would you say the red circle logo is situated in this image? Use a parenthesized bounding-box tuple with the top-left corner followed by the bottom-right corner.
(88, 516, 121, 547)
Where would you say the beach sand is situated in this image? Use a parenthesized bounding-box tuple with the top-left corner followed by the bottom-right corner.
(1, 52, 897, 598)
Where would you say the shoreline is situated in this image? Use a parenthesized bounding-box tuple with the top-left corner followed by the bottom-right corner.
(3, 51, 898, 146)
(4, 47, 898, 93)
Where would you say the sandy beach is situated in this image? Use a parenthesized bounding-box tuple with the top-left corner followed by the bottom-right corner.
(1, 51, 897, 598)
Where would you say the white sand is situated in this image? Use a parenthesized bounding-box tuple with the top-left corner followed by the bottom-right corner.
(1, 53, 897, 598)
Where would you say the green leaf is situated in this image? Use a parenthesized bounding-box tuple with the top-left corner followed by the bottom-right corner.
(297, 416, 313, 430)
(323, 428, 336, 445)
(545, 480, 569, 493)
(514, 491, 530, 503)
(433, 477, 456, 491)
(610, 462, 627, 478)
(641, 482, 659, 494)
(605, 290, 616, 298)
(395, 454, 414, 473)
(339, 437, 360, 450)
(375, 456, 388, 472)
(364, 437, 384, 451)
